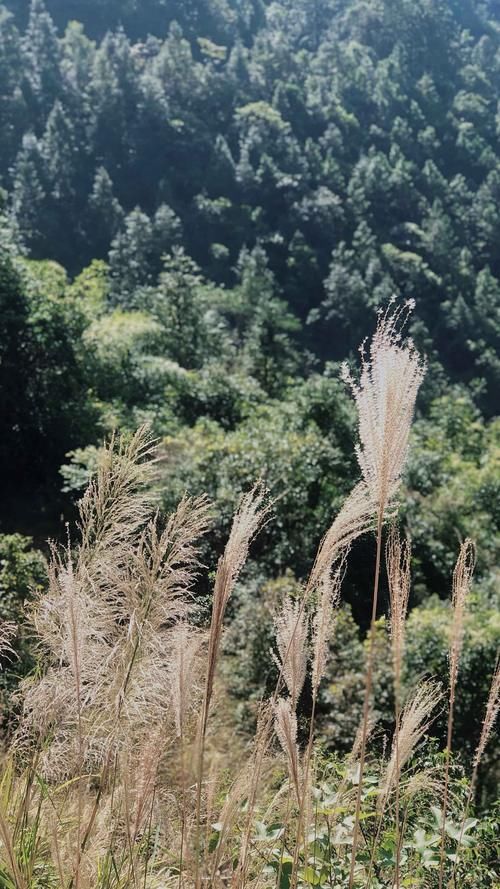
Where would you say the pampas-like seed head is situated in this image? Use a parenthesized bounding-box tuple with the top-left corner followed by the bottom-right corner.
(201, 482, 271, 738)
(311, 569, 342, 694)
(308, 481, 375, 594)
(379, 680, 442, 806)
(342, 301, 425, 514)
(386, 527, 411, 681)
(273, 697, 301, 803)
(473, 657, 500, 773)
(449, 539, 475, 693)
(273, 597, 308, 709)
(169, 623, 203, 738)
(17, 433, 212, 780)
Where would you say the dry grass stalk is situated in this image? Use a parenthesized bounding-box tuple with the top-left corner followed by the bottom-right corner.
(379, 681, 442, 806)
(13, 429, 214, 889)
(231, 701, 274, 886)
(169, 623, 204, 740)
(290, 569, 342, 887)
(347, 301, 425, 889)
(274, 698, 301, 805)
(200, 482, 271, 740)
(0, 622, 16, 663)
(126, 729, 163, 844)
(237, 482, 375, 887)
(307, 481, 375, 595)
(386, 527, 411, 682)
(366, 682, 442, 889)
(385, 526, 411, 889)
(194, 483, 270, 887)
(311, 567, 342, 695)
(449, 539, 475, 698)
(451, 657, 500, 881)
(438, 538, 475, 889)
(273, 597, 309, 709)
(472, 655, 500, 780)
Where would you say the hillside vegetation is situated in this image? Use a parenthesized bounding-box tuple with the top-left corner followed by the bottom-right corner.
(0, 2, 498, 885)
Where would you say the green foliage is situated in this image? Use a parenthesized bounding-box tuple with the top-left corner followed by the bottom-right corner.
(404, 598, 500, 789)
(405, 393, 500, 598)
(259, 753, 500, 888)
(159, 376, 354, 576)
(0, 236, 98, 511)
(0, 0, 499, 408)
(0, 534, 46, 694)
(0, 4, 497, 840)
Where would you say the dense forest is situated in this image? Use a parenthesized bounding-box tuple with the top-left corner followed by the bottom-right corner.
(0, 0, 498, 814)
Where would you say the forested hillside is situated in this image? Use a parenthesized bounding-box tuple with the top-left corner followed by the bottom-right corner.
(0, 0, 498, 783)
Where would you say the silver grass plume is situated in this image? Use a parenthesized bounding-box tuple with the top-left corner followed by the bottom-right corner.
(169, 623, 203, 739)
(0, 622, 16, 661)
(473, 656, 500, 777)
(341, 300, 426, 514)
(78, 425, 157, 564)
(311, 568, 342, 694)
(273, 597, 308, 710)
(274, 697, 301, 804)
(386, 527, 411, 682)
(307, 481, 375, 594)
(379, 680, 442, 807)
(17, 432, 212, 780)
(449, 539, 475, 695)
(194, 484, 270, 886)
(347, 302, 425, 889)
(201, 482, 271, 737)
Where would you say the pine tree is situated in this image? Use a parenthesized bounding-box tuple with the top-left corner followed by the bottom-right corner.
(22, 0, 62, 122)
(107, 207, 155, 307)
(10, 134, 46, 247)
(87, 167, 124, 258)
(0, 8, 28, 169)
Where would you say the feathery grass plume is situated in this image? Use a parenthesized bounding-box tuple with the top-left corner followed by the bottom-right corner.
(366, 681, 442, 889)
(379, 681, 442, 807)
(15, 431, 212, 889)
(194, 484, 270, 887)
(169, 623, 204, 740)
(0, 621, 16, 662)
(311, 567, 342, 695)
(438, 538, 475, 889)
(78, 425, 157, 562)
(307, 481, 375, 595)
(472, 655, 500, 779)
(17, 494, 211, 781)
(126, 727, 163, 844)
(274, 698, 301, 805)
(386, 527, 411, 681)
(200, 482, 271, 740)
(346, 301, 425, 889)
(449, 539, 476, 698)
(341, 300, 426, 512)
(273, 596, 309, 709)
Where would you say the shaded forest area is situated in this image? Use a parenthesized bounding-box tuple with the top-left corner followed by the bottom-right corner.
(0, 0, 498, 778)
